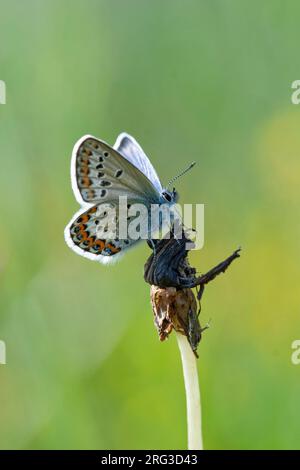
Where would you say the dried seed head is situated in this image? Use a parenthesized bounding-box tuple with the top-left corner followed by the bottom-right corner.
(150, 285, 202, 356)
(146, 231, 240, 357)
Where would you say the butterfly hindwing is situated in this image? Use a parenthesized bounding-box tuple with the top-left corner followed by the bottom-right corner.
(65, 197, 151, 264)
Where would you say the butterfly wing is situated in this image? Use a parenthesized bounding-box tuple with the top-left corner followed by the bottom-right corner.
(114, 132, 163, 193)
(64, 197, 151, 264)
(66, 134, 160, 264)
(71, 135, 160, 205)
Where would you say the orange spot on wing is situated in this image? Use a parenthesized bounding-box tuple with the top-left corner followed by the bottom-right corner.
(93, 239, 104, 250)
(82, 146, 92, 155)
(106, 243, 121, 254)
(82, 176, 91, 187)
(78, 214, 89, 224)
(88, 189, 95, 199)
(86, 236, 96, 247)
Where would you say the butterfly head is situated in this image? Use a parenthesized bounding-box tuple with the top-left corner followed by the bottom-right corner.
(161, 187, 179, 204)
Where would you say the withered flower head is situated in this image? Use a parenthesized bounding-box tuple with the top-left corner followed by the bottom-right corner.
(145, 229, 240, 357)
(150, 285, 202, 357)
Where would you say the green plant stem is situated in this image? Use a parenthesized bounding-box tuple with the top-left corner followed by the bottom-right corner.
(176, 332, 203, 450)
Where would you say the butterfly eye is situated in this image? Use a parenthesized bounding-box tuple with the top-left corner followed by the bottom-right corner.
(162, 191, 172, 202)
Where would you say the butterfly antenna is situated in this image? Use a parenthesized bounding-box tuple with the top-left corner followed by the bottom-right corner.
(167, 161, 196, 189)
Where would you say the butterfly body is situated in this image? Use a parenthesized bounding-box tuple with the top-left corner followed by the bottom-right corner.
(64, 133, 178, 264)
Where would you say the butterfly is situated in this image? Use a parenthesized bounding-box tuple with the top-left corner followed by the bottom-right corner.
(64, 132, 183, 264)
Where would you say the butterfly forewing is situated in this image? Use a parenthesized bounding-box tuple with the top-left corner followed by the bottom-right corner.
(73, 136, 160, 205)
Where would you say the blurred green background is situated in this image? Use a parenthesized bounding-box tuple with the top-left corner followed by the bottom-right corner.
(0, 0, 300, 450)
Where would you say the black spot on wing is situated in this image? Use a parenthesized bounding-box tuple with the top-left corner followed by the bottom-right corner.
(115, 169, 123, 178)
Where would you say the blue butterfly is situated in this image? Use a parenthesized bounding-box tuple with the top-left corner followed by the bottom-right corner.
(64, 133, 192, 264)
